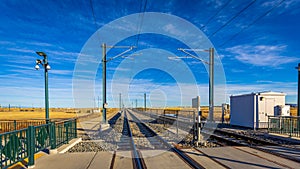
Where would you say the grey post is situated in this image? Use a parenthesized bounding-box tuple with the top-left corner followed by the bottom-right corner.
(208, 48, 214, 122)
(144, 93, 146, 111)
(296, 63, 300, 116)
(102, 43, 107, 123)
(197, 96, 201, 145)
(119, 93, 121, 111)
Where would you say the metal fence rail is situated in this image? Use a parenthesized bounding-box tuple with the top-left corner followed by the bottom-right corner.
(0, 120, 46, 133)
(268, 116, 300, 138)
(0, 118, 77, 168)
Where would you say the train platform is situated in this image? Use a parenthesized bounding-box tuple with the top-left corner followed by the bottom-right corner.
(30, 110, 300, 169)
(33, 152, 113, 169)
(31, 146, 300, 169)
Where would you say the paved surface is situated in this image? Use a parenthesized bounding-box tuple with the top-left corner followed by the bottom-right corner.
(199, 146, 298, 169)
(113, 151, 133, 169)
(181, 149, 226, 169)
(31, 111, 300, 169)
(257, 145, 300, 161)
(235, 146, 300, 169)
(34, 152, 113, 169)
(141, 150, 190, 169)
(33, 147, 300, 169)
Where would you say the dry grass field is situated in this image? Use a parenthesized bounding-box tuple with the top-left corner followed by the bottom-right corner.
(290, 107, 297, 116)
(1, 106, 296, 121)
(0, 107, 120, 133)
(145, 106, 230, 122)
(0, 107, 120, 120)
(148, 106, 298, 121)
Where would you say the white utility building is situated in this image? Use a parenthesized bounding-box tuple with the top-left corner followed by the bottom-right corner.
(230, 91, 288, 129)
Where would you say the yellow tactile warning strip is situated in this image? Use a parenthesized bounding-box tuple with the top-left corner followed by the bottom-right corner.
(8, 151, 48, 169)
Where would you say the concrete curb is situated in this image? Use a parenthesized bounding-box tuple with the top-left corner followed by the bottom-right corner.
(58, 138, 82, 154)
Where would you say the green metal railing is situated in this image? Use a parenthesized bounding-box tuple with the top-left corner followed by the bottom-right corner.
(0, 118, 77, 168)
(268, 116, 300, 138)
(0, 120, 46, 133)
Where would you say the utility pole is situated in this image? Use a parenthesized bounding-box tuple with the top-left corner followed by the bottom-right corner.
(177, 47, 215, 122)
(136, 99, 137, 108)
(102, 43, 107, 124)
(296, 63, 300, 116)
(208, 48, 214, 122)
(119, 93, 121, 111)
(98, 96, 100, 109)
(101, 43, 134, 125)
(144, 93, 146, 111)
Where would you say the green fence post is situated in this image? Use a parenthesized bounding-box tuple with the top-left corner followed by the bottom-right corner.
(50, 122, 56, 149)
(280, 116, 282, 134)
(267, 116, 270, 133)
(14, 120, 17, 131)
(290, 117, 293, 137)
(74, 119, 77, 138)
(27, 126, 35, 167)
(296, 117, 300, 137)
(66, 122, 69, 143)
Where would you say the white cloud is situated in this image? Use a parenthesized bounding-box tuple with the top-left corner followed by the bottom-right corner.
(162, 23, 187, 37)
(262, 0, 299, 9)
(0, 41, 15, 45)
(230, 68, 245, 73)
(22, 41, 54, 47)
(7, 48, 35, 53)
(46, 50, 79, 57)
(226, 81, 297, 96)
(226, 44, 299, 67)
(50, 70, 73, 75)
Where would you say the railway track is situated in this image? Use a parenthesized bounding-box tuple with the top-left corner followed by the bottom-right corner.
(201, 127, 300, 164)
(109, 109, 206, 169)
(68, 109, 300, 168)
(135, 110, 300, 166)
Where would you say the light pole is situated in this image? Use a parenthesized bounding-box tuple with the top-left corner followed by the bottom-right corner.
(177, 48, 214, 122)
(101, 43, 135, 124)
(35, 51, 51, 123)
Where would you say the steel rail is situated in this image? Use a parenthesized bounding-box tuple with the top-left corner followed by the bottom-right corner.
(124, 110, 145, 169)
(127, 109, 205, 169)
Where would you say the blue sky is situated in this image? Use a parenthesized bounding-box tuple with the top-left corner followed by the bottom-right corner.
(0, 0, 300, 108)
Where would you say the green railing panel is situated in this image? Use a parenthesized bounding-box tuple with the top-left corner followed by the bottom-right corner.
(268, 116, 300, 138)
(0, 128, 27, 169)
(0, 118, 77, 169)
(2, 134, 21, 161)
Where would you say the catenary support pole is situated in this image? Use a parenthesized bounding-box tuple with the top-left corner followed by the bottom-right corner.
(297, 63, 300, 116)
(208, 48, 214, 122)
(144, 93, 146, 111)
(102, 43, 107, 123)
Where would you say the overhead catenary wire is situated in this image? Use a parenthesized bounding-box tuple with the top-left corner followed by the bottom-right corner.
(89, 0, 99, 29)
(127, 0, 148, 105)
(218, 0, 286, 47)
(200, 0, 232, 30)
(135, 0, 148, 48)
(209, 0, 257, 38)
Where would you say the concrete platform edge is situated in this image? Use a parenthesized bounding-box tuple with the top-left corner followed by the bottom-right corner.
(58, 138, 82, 154)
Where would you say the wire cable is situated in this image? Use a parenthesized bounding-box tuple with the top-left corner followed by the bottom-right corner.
(89, 0, 98, 29)
(135, 0, 148, 48)
(209, 0, 257, 37)
(200, 0, 232, 30)
(218, 0, 286, 47)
